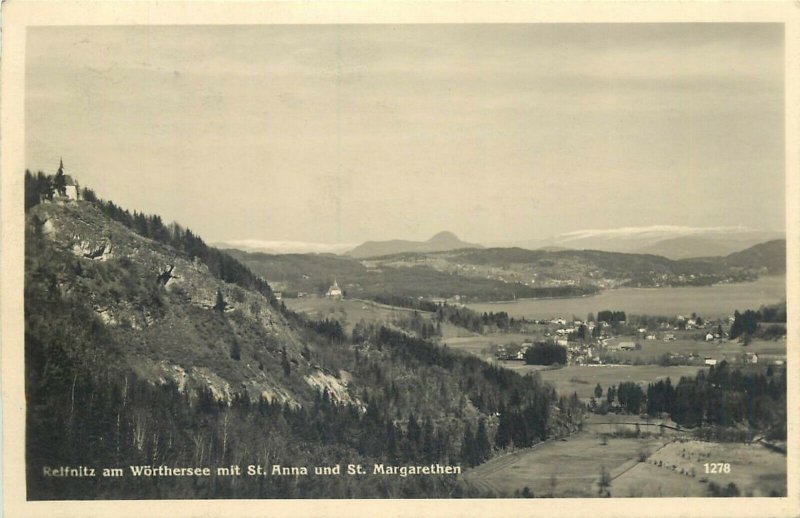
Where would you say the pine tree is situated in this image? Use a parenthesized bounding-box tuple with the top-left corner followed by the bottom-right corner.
(475, 418, 491, 464)
(230, 340, 241, 361)
(460, 425, 475, 466)
(495, 407, 511, 450)
(213, 289, 227, 312)
(54, 159, 67, 197)
(598, 465, 612, 496)
(422, 417, 436, 462)
(406, 413, 421, 459)
(281, 347, 291, 377)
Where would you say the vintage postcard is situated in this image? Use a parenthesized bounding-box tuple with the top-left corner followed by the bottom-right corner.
(2, 1, 798, 517)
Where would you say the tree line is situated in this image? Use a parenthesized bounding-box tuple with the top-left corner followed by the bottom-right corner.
(523, 343, 567, 366)
(592, 362, 786, 440)
(730, 302, 787, 340)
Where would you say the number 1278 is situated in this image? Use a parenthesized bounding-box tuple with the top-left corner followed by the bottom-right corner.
(704, 463, 731, 474)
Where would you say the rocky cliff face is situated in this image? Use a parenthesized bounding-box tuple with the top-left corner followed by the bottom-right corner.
(27, 200, 360, 408)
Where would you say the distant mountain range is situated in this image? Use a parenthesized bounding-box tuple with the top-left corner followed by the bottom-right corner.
(498, 226, 784, 260)
(346, 231, 482, 259)
(217, 226, 784, 260)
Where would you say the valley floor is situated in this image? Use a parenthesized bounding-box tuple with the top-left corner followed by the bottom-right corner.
(463, 416, 787, 498)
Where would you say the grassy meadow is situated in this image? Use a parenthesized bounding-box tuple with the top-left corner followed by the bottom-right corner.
(613, 440, 787, 497)
(284, 297, 425, 333)
(463, 429, 666, 497)
(603, 334, 786, 364)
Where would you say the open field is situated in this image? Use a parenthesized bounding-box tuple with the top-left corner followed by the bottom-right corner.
(613, 440, 786, 497)
(463, 430, 667, 497)
(498, 364, 707, 399)
(464, 427, 786, 498)
(604, 335, 786, 363)
(465, 276, 785, 320)
(442, 334, 531, 358)
(285, 297, 427, 333)
(286, 296, 483, 340)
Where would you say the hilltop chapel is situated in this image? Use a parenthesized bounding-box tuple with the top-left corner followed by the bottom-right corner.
(54, 159, 80, 200)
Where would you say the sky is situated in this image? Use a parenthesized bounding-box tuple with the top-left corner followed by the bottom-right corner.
(25, 24, 785, 248)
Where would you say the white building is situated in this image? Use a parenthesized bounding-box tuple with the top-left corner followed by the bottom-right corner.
(54, 159, 79, 200)
(326, 279, 343, 299)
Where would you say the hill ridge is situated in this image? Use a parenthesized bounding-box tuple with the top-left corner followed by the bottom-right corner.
(346, 231, 483, 258)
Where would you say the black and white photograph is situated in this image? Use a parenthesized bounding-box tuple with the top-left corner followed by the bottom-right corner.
(2, 2, 798, 517)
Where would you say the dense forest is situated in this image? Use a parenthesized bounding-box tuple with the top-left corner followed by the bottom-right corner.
(594, 362, 786, 440)
(24, 171, 584, 499)
(729, 302, 787, 340)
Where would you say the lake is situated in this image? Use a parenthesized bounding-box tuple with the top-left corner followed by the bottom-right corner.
(465, 276, 785, 319)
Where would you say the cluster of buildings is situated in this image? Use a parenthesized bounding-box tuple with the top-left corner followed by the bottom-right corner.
(428, 295, 464, 307)
(494, 340, 534, 361)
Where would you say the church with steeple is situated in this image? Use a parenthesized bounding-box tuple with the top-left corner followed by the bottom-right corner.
(54, 158, 80, 200)
(326, 279, 343, 299)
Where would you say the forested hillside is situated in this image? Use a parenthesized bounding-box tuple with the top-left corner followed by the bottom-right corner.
(24, 171, 583, 499)
(225, 248, 595, 301)
(225, 238, 784, 304)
